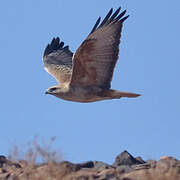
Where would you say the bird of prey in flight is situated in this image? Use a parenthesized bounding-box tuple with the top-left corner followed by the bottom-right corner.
(43, 7, 140, 103)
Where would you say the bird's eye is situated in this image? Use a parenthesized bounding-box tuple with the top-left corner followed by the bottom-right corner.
(50, 88, 57, 92)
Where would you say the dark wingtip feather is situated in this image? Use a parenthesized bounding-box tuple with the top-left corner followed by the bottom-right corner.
(89, 7, 129, 35)
(51, 37, 60, 49)
(109, 7, 121, 21)
(116, 10, 127, 21)
(90, 16, 101, 34)
(59, 41, 64, 48)
(63, 46, 69, 50)
(43, 37, 68, 57)
(99, 8, 113, 27)
(120, 15, 129, 23)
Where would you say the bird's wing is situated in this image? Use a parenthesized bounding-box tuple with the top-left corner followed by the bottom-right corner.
(70, 7, 129, 89)
(43, 37, 73, 85)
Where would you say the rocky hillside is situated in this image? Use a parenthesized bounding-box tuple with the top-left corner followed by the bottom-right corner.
(0, 151, 180, 180)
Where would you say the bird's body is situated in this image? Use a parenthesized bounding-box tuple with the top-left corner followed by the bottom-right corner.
(43, 7, 140, 103)
(48, 85, 104, 103)
(46, 85, 139, 103)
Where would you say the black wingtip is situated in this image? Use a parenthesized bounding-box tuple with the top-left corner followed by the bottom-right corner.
(90, 7, 129, 35)
(64, 45, 69, 50)
(109, 7, 121, 21)
(90, 16, 101, 34)
(51, 37, 60, 48)
(43, 37, 66, 57)
(99, 8, 113, 28)
(120, 15, 129, 23)
(59, 41, 64, 48)
(116, 10, 127, 21)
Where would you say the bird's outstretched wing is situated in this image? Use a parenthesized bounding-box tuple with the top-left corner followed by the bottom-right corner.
(70, 7, 129, 89)
(43, 37, 73, 85)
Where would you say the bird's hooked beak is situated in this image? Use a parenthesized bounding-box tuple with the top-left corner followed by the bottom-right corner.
(45, 89, 50, 94)
(45, 87, 58, 95)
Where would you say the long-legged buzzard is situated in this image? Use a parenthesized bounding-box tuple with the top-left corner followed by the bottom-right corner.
(43, 7, 140, 103)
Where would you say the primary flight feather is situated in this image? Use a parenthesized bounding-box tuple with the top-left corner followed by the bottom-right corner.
(43, 7, 140, 103)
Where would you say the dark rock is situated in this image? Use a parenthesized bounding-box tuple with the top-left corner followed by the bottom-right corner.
(93, 161, 112, 170)
(77, 161, 94, 169)
(0, 155, 21, 168)
(135, 156, 146, 164)
(59, 161, 81, 172)
(0, 156, 7, 168)
(0, 156, 6, 163)
(113, 151, 144, 167)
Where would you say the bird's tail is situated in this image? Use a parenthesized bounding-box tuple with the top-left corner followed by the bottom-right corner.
(107, 89, 141, 99)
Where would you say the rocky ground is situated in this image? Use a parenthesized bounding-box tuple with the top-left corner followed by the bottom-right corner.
(0, 150, 180, 180)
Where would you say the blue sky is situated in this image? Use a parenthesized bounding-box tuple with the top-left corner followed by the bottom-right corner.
(0, 0, 180, 163)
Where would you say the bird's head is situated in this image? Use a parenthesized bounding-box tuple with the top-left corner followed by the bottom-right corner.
(45, 86, 60, 95)
(45, 85, 68, 96)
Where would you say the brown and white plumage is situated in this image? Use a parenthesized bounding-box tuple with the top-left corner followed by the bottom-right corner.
(43, 38, 73, 86)
(43, 7, 140, 103)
